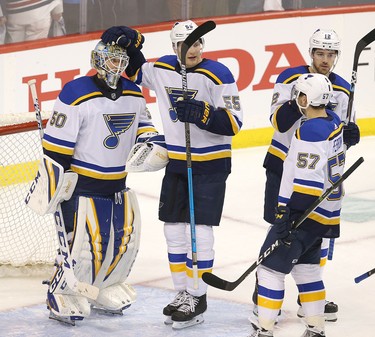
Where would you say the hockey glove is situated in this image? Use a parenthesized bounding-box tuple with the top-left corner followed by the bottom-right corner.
(101, 26, 145, 55)
(273, 205, 295, 244)
(176, 98, 213, 130)
(343, 122, 360, 148)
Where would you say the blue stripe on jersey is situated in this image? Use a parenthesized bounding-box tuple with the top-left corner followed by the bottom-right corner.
(276, 65, 309, 84)
(167, 143, 231, 153)
(258, 285, 284, 300)
(71, 158, 125, 173)
(314, 206, 341, 218)
(43, 133, 75, 148)
(297, 280, 324, 293)
(294, 178, 324, 189)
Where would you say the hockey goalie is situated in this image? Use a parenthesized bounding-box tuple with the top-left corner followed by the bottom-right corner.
(25, 37, 168, 325)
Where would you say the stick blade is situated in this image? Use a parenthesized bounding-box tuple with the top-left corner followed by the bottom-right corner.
(181, 20, 216, 58)
(202, 272, 236, 291)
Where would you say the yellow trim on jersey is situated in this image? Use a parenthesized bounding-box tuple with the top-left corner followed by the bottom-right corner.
(299, 290, 326, 303)
(42, 139, 74, 155)
(70, 166, 127, 180)
(268, 146, 286, 161)
(332, 84, 350, 96)
(195, 68, 223, 85)
(226, 109, 240, 134)
(71, 91, 103, 106)
(283, 73, 301, 84)
(136, 127, 158, 136)
(168, 150, 231, 161)
(155, 61, 175, 70)
(308, 212, 340, 225)
(293, 185, 322, 196)
(328, 123, 344, 139)
(122, 90, 143, 97)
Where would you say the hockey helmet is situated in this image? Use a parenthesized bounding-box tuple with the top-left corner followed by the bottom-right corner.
(292, 73, 333, 109)
(91, 41, 129, 89)
(170, 20, 204, 54)
(309, 29, 341, 58)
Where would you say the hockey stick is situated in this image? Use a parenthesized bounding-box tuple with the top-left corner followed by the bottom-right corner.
(180, 20, 216, 289)
(355, 267, 375, 284)
(347, 28, 375, 122)
(202, 157, 364, 291)
(27, 80, 99, 300)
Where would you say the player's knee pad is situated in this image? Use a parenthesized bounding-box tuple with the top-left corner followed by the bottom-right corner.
(291, 263, 322, 284)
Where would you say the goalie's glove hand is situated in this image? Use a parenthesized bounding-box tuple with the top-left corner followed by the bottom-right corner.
(273, 206, 297, 245)
(101, 26, 145, 55)
(176, 98, 213, 130)
(343, 122, 360, 148)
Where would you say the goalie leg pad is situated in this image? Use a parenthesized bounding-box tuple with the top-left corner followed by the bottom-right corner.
(25, 154, 78, 215)
(67, 189, 140, 310)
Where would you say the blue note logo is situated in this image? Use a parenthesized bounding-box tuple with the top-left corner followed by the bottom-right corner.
(165, 87, 197, 122)
(103, 113, 136, 148)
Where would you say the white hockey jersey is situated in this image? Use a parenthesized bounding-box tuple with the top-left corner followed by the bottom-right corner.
(42, 75, 157, 195)
(264, 65, 352, 177)
(278, 110, 344, 238)
(131, 55, 243, 174)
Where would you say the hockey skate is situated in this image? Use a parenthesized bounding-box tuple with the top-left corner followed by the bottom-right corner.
(297, 300, 338, 322)
(300, 325, 326, 336)
(248, 322, 273, 337)
(252, 305, 281, 323)
(171, 293, 207, 330)
(163, 290, 188, 324)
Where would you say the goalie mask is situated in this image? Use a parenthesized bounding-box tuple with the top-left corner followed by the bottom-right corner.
(91, 41, 129, 89)
(292, 73, 333, 110)
(170, 20, 204, 58)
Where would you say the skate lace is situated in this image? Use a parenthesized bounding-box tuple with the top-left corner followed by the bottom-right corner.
(170, 290, 188, 307)
(177, 294, 199, 313)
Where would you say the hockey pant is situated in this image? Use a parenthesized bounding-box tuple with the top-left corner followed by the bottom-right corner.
(47, 188, 140, 318)
(256, 264, 325, 332)
(164, 222, 214, 297)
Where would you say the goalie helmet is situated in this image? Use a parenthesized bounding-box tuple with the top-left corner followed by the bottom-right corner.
(309, 29, 341, 58)
(292, 73, 333, 108)
(91, 41, 129, 89)
(170, 20, 204, 54)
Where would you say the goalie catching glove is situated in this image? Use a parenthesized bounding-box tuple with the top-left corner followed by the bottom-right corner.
(25, 154, 78, 215)
(126, 135, 168, 172)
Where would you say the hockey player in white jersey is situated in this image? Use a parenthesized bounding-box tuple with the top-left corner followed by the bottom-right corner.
(26, 38, 167, 324)
(250, 73, 344, 337)
(252, 28, 360, 322)
(101, 20, 243, 329)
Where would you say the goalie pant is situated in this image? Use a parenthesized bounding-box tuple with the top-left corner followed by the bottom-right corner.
(47, 188, 141, 320)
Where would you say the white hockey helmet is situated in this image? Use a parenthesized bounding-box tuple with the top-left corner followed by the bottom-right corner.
(292, 73, 333, 109)
(91, 41, 129, 89)
(309, 29, 341, 58)
(170, 20, 204, 54)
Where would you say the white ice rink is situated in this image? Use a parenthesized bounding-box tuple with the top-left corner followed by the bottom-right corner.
(1, 137, 375, 337)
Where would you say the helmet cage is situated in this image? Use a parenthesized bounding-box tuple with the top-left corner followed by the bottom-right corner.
(291, 73, 333, 110)
(91, 41, 129, 89)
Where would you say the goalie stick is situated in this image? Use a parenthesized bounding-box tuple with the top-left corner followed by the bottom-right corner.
(347, 28, 375, 122)
(202, 157, 364, 291)
(27, 79, 99, 300)
(355, 267, 375, 284)
(180, 20, 216, 289)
